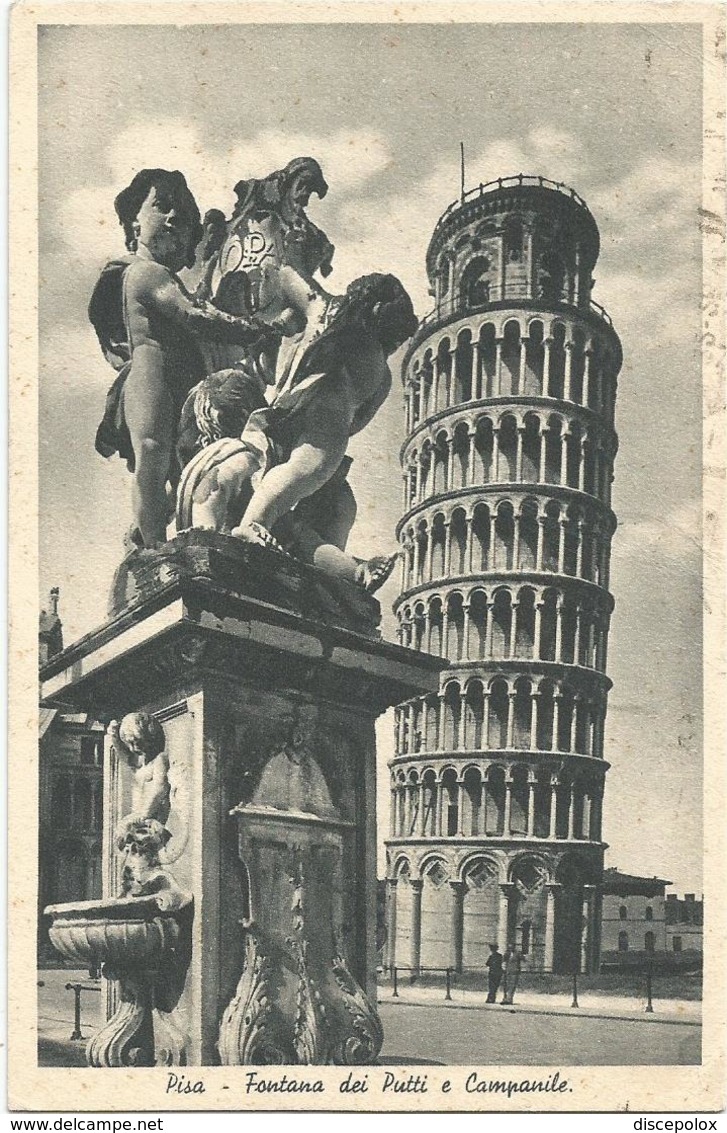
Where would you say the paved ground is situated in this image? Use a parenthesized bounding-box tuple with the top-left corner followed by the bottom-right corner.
(377, 981, 702, 1025)
(37, 969, 701, 1069)
(378, 1003, 701, 1066)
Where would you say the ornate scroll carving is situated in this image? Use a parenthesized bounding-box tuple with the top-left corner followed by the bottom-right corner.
(291, 937, 328, 1065)
(330, 948, 384, 1066)
(218, 932, 290, 1065)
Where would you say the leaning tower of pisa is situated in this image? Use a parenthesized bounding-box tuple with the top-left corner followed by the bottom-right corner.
(385, 175, 622, 976)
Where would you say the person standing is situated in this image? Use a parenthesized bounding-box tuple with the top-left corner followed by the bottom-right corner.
(501, 943, 524, 1005)
(485, 943, 503, 1003)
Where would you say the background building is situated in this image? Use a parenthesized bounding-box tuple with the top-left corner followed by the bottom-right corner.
(665, 892, 704, 955)
(38, 591, 104, 962)
(385, 174, 622, 974)
(600, 869, 669, 960)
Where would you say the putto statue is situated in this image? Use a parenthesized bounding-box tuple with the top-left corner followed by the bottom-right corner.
(109, 710, 171, 825)
(91, 159, 417, 594)
(89, 168, 278, 549)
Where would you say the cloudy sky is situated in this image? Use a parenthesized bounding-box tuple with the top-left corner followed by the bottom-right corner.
(38, 19, 704, 891)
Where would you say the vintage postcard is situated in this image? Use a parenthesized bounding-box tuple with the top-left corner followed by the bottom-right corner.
(8, 0, 726, 1114)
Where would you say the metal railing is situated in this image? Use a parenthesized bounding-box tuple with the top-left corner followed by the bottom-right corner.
(435, 175, 592, 230)
(382, 961, 670, 1014)
(389, 965, 455, 1000)
(65, 981, 102, 1041)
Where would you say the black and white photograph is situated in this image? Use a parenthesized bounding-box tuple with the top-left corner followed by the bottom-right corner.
(8, 1, 725, 1114)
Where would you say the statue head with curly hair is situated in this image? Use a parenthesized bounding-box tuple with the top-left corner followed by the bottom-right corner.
(114, 168, 203, 270)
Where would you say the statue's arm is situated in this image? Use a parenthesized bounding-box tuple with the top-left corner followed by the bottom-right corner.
(137, 262, 278, 345)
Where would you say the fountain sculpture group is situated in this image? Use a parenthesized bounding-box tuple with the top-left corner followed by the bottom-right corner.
(41, 158, 442, 1067)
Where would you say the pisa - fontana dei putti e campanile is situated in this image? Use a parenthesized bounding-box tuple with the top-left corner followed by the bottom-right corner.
(386, 174, 623, 976)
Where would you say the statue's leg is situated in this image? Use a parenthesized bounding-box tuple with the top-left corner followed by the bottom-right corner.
(287, 515, 358, 582)
(295, 471, 357, 552)
(125, 374, 175, 548)
(238, 418, 350, 535)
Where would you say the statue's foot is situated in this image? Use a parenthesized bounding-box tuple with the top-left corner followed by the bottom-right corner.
(123, 525, 144, 554)
(230, 520, 287, 554)
(354, 552, 400, 594)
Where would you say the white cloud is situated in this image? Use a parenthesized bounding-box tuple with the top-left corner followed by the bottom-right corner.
(57, 118, 393, 268)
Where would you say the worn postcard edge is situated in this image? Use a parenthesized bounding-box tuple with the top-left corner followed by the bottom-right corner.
(7, 0, 727, 1113)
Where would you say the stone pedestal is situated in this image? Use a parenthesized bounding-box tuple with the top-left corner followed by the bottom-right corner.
(41, 533, 442, 1066)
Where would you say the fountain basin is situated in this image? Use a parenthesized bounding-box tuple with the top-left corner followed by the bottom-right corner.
(45, 895, 180, 973)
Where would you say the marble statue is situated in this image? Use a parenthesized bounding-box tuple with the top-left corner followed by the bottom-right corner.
(89, 168, 280, 549)
(92, 160, 416, 595)
(110, 710, 171, 825)
(116, 816, 189, 913)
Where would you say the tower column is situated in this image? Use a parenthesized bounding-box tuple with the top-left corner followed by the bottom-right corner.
(549, 776, 559, 837)
(431, 357, 440, 414)
(462, 601, 471, 660)
(530, 692, 540, 750)
(446, 436, 455, 491)
(568, 783, 576, 840)
(560, 431, 570, 486)
(533, 599, 543, 660)
(471, 342, 480, 401)
(482, 690, 490, 748)
(536, 516, 546, 570)
(449, 881, 467, 973)
(495, 340, 503, 395)
(527, 771, 537, 833)
(508, 602, 518, 659)
(512, 513, 521, 572)
(436, 779, 444, 836)
(498, 883, 515, 952)
(417, 374, 426, 423)
(485, 599, 496, 658)
(555, 596, 564, 660)
(409, 879, 423, 976)
(518, 338, 528, 393)
(583, 350, 592, 407)
(468, 429, 477, 483)
(444, 521, 453, 575)
(544, 883, 560, 970)
(558, 517, 567, 574)
(538, 425, 547, 482)
(386, 878, 398, 970)
(503, 773, 513, 830)
(450, 347, 458, 407)
(543, 337, 552, 393)
(564, 341, 573, 401)
(465, 513, 474, 571)
(516, 427, 524, 481)
(553, 692, 562, 751)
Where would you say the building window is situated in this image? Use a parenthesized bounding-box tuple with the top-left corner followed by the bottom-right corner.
(672, 936, 682, 952)
(619, 905, 628, 920)
(618, 931, 628, 952)
(645, 931, 655, 953)
(645, 906, 653, 921)
(80, 735, 102, 766)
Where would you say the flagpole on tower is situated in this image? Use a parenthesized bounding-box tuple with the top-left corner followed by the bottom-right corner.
(460, 142, 465, 202)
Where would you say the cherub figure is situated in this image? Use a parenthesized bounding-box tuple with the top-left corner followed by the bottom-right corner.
(110, 710, 170, 825)
(175, 364, 398, 591)
(89, 168, 280, 549)
(115, 817, 189, 913)
(233, 272, 418, 567)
